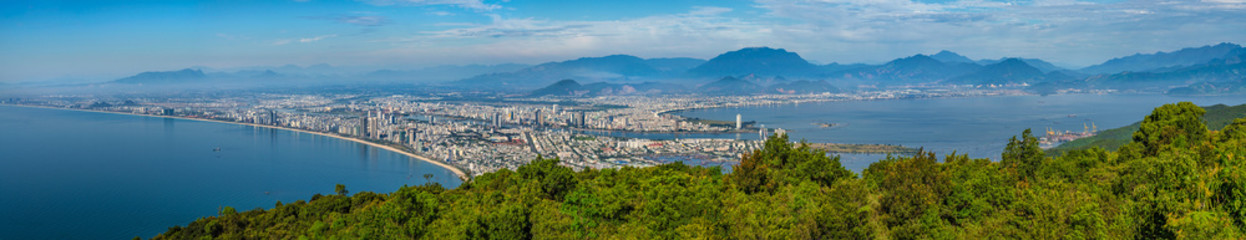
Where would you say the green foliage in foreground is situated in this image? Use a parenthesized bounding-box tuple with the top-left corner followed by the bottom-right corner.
(153, 102, 1246, 239)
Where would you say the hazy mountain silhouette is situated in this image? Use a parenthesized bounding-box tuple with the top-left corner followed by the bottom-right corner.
(1080, 42, 1243, 74)
(529, 79, 687, 97)
(529, 79, 585, 97)
(697, 76, 763, 95)
(929, 50, 976, 64)
(833, 54, 979, 84)
(976, 58, 1066, 73)
(113, 69, 207, 84)
(457, 55, 701, 88)
(687, 47, 820, 77)
(947, 58, 1048, 85)
(1087, 49, 1246, 92)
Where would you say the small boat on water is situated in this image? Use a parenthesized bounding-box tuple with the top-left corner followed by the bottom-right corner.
(213, 147, 221, 152)
(812, 121, 840, 128)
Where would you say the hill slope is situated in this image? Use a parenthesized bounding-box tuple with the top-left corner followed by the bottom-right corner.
(1048, 103, 1246, 154)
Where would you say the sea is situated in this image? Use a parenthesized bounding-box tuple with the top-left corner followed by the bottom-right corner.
(0, 93, 1242, 239)
(0, 105, 462, 240)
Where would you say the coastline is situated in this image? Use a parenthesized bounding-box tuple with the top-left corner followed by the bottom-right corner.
(1, 103, 471, 181)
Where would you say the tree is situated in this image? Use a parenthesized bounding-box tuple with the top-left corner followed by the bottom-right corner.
(517, 157, 578, 201)
(335, 184, 349, 196)
(1002, 129, 1045, 179)
(1133, 102, 1207, 156)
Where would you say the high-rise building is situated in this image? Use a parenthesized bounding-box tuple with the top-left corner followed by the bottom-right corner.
(407, 128, 418, 145)
(576, 112, 586, 128)
(727, 113, 737, 129)
(535, 109, 544, 126)
(359, 116, 370, 138)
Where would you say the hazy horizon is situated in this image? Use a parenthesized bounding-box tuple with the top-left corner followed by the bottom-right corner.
(3, 0, 1245, 83)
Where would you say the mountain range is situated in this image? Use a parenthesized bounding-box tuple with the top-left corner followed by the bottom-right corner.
(1080, 43, 1243, 74)
(103, 42, 1246, 96)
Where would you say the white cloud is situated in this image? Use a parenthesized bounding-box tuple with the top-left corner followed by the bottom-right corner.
(358, 0, 1244, 67)
(273, 34, 338, 45)
(300, 34, 338, 43)
(746, 0, 1246, 65)
(361, 0, 501, 11)
(338, 16, 390, 26)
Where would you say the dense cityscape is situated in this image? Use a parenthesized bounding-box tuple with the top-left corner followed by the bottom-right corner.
(4, 88, 1032, 178)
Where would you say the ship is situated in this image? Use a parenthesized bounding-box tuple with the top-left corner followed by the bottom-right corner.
(1038, 122, 1097, 148)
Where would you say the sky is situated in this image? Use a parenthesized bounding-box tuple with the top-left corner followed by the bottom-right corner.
(1, 0, 1244, 83)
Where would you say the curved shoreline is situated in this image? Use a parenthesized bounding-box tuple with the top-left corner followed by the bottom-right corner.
(2, 104, 470, 181)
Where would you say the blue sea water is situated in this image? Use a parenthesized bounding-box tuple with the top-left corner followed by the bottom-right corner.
(676, 94, 1245, 171)
(0, 105, 462, 240)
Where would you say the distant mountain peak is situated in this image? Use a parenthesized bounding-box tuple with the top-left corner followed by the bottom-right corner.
(947, 58, 1046, 85)
(976, 57, 1066, 73)
(687, 47, 818, 77)
(930, 50, 975, 64)
(997, 58, 1028, 65)
(696, 76, 763, 95)
(113, 68, 207, 84)
(529, 79, 585, 97)
(887, 54, 944, 67)
(550, 79, 581, 87)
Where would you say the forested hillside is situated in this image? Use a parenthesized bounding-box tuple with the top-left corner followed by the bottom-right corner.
(152, 102, 1246, 239)
(1048, 103, 1246, 154)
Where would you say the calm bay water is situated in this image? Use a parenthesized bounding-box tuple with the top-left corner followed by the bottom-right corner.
(0, 106, 461, 240)
(676, 94, 1245, 171)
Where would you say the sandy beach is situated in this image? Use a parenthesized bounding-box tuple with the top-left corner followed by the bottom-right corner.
(2, 104, 471, 181)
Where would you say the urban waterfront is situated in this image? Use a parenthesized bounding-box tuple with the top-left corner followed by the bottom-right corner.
(0, 105, 462, 239)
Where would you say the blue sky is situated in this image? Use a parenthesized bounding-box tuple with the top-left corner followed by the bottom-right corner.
(1, 0, 1244, 82)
